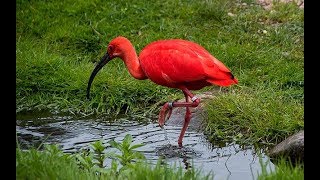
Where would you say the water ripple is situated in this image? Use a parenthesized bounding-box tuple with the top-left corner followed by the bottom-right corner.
(16, 116, 275, 180)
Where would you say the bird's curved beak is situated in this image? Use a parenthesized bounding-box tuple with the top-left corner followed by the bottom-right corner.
(87, 53, 111, 99)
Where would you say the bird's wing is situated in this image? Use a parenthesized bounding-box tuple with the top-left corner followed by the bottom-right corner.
(177, 40, 232, 74)
(176, 40, 237, 86)
(139, 40, 212, 85)
(140, 39, 234, 83)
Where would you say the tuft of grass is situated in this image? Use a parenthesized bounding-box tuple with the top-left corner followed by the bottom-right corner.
(16, 144, 99, 180)
(257, 157, 304, 180)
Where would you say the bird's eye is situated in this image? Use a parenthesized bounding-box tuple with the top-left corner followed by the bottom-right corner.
(108, 45, 114, 52)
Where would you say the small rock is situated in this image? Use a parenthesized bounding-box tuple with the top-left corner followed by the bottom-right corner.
(227, 12, 235, 17)
(281, 52, 290, 56)
(269, 130, 304, 165)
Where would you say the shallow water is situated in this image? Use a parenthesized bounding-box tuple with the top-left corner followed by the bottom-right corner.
(16, 115, 274, 180)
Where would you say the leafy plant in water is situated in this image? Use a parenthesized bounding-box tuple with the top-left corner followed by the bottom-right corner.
(108, 134, 145, 170)
(75, 134, 145, 175)
(75, 140, 109, 175)
(91, 140, 106, 168)
(75, 148, 95, 170)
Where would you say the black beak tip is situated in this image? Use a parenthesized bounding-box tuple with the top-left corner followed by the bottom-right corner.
(86, 91, 90, 100)
(86, 52, 110, 101)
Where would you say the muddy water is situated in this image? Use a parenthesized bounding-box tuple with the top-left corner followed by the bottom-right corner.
(16, 115, 274, 180)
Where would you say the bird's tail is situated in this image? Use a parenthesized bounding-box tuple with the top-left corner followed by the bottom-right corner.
(207, 72, 238, 87)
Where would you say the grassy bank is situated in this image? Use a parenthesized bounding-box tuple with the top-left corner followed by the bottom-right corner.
(202, 1, 304, 145)
(17, 0, 303, 162)
(17, 0, 303, 116)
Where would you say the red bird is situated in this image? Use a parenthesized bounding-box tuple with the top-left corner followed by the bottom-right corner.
(87, 36, 238, 146)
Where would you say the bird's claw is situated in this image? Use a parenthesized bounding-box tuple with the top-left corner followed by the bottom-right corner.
(165, 108, 173, 121)
(158, 102, 173, 128)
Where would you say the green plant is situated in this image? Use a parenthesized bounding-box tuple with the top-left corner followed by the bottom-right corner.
(257, 157, 304, 180)
(75, 140, 112, 175)
(16, 144, 99, 180)
(91, 140, 106, 168)
(74, 134, 145, 176)
(108, 134, 145, 168)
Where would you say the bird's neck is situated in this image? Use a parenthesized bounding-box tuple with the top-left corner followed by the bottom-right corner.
(122, 47, 147, 80)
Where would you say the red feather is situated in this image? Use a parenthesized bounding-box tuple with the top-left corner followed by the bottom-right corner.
(139, 39, 238, 90)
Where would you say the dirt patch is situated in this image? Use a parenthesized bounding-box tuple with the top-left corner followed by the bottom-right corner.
(257, 0, 304, 10)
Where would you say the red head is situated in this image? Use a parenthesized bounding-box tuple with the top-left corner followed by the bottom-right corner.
(106, 36, 133, 59)
(86, 36, 134, 99)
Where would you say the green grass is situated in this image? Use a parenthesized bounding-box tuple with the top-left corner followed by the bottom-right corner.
(16, 0, 304, 178)
(16, 145, 99, 179)
(17, 0, 303, 150)
(204, 86, 303, 146)
(257, 157, 304, 180)
(201, 1, 304, 146)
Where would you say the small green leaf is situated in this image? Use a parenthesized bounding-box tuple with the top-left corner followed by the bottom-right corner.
(108, 140, 119, 149)
(129, 143, 144, 150)
(123, 134, 133, 146)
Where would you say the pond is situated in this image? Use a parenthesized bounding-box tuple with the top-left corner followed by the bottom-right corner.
(16, 113, 275, 180)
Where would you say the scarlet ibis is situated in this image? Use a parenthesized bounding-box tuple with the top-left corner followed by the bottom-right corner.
(87, 36, 238, 146)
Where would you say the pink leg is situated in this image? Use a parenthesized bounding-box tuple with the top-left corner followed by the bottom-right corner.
(158, 102, 172, 127)
(178, 91, 192, 147)
(158, 87, 200, 146)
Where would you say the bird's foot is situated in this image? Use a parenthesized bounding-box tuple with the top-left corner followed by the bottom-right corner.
(158, 102, 173, 128)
